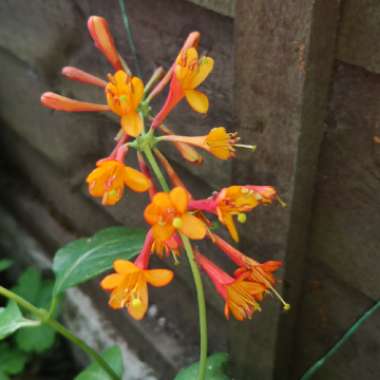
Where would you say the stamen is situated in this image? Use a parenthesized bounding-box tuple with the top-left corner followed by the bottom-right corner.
(235, 144, 257, 152)
(277, 195, 287, 208)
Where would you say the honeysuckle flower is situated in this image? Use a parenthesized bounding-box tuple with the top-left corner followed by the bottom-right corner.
(86, 156, 151, 206)
(106, 70, 144, 136)
(144, 187, 207, 248)
(147, 31, 200, 102)
(160, 127, 244, 160)
(189, 185, 277, 241)
(40, 92, 110, 113)
(159, 125, 203, 164)
(101, 231, 173, 320)
(62, 66, 108, 88)
(209, 233, 289, 310)
(87, 16, 123, 71)
(152, 47, 214, 128)
(41, 17, 145, 137)
(196, 253, 265, 320)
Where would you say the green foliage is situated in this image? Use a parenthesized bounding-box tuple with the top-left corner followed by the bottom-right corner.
(0, 301, 39, 340)
(0, 260, 12, 272)
(53, 226, 145, 295)
(0, 342, 28, 379)
(175, 353, 230, 380)
(74, 346, 124, 380)
(12, 268, 57, 353)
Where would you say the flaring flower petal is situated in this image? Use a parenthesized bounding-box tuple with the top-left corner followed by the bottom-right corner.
(121, 112, 143, 137)
(191, 57, 214, 88)
(144, 269, 174, 287)
(170, 187, 189, 214)
(127, 280, 148, 320)
(131, 77, 144, 108)
(223, 213, 239, 242)
(152, 224, 175, 242)
(185, 90, 209, 113)
(100, 273, 123, 290)
(124, 167, 151, 192)
(179, 213, 207, 239)
(114, 260, 138, 274)
(144, 203, 162, 225)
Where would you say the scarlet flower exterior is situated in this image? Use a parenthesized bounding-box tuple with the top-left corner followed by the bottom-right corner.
(196, 253, 265, 320)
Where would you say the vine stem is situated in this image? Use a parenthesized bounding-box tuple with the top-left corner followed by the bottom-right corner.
(0, 286, 120, 380)
(300, 299, 380, 380)
(180, 234, 208, 380)
(142, 145, 208, 380)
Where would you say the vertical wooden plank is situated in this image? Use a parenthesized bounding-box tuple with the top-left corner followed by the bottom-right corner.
(231, 1, 341, 379)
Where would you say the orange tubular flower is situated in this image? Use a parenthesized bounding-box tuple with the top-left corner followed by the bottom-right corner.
(106, 70, 144, 137)
(41, 16, 145, 137)
(158, 125, 203, 165)
(41, 92, 109, 113)
(189, 185, 277, 242)
(144, 187, 207, 250)
(101, 231, 174, 320)
(87, 16, 123, 71)
(152, 47, 214, 128)
(196, 253, 265, 320)
(210, 233, 290, 310)
(161, 127, 240, 160)
(86, 159, 151, 206)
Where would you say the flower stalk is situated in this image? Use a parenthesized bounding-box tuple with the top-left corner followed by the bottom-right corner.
(0, 286, 120, 380)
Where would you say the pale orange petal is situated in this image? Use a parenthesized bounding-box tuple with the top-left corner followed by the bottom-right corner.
(190, 57, 214, 88)
(223, 214, 239, 242)
(100, 273, 123, 290)
(124, 167, 151, 192)
(121, 112, 143, 137)
(179, 213, 207, 240)
(152, 192, 172, 209)
(152, 224, 175, 242)
(127, 281, 148, 320)
(144, 203, 162, 225)
(113, 260, 138, 274)
(144, 269, 174, 287)
(131, 77, 144, 108)
(170, 187, 189, 214)
(185, 90, 209, 113)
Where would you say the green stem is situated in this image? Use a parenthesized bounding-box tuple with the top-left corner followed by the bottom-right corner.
(181, 235, 208, 380)
(118, 0, 142, 77)
(143, 145, 169, 191)
(0, 286, 120, 380)
(300, 299, 380, 380)
(142, 145, 208, 380)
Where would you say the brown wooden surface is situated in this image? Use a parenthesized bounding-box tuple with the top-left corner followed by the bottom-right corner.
(232, 1, 341, 379)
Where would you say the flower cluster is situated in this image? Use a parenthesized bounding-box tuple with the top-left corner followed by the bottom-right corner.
(41, 16, 288, 321)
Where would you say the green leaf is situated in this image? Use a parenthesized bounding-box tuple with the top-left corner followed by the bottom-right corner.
(0, 302, 40, 340)
(53, 227, 145, 295)
(0, 260, 12, 272)
(0, 371, 9, 380)
(175, 353, 230, 380)
(12, 269, 57, 353)
(12, 268, 42, 304)
(74, 346, 124, 380)
(0, 342, 28, 375)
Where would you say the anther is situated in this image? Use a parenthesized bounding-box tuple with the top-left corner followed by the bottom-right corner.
(237, 213, 247, 223)
(172, 217, 183, 229)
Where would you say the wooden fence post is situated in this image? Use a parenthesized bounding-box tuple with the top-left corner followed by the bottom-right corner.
(231, 1, 341, 379)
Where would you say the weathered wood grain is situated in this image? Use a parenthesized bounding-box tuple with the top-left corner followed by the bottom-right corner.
(232, 1, 341, 379)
